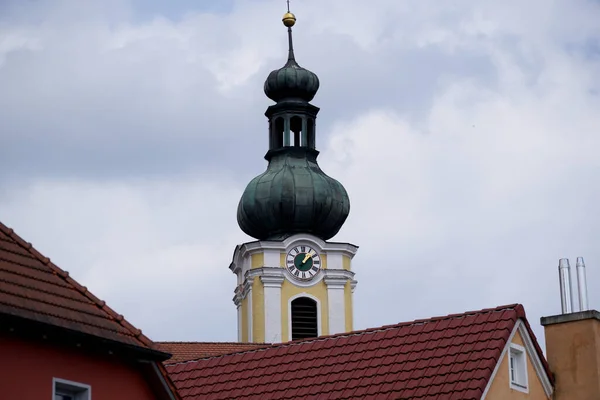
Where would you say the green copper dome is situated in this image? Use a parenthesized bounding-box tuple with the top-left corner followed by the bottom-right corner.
(238, 148, 349, 241)
(264, 60, 320, 103)
(237, 9, 350, 241)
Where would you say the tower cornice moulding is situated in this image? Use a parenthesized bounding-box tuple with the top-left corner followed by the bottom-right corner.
(261, 275, 285, 288)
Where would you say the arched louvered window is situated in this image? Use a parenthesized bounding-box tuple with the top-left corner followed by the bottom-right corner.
(291, 297, 318, 340)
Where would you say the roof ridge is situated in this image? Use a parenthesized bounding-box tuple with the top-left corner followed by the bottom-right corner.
(0, 222, 154, 349)
(168, 303, 523, 367)
(157, 341, 271, 345)
(282, 303, 522, 343)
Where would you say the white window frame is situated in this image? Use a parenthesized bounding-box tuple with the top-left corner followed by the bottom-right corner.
(52, 378, 91, 400)
(508, 343, 528, 393)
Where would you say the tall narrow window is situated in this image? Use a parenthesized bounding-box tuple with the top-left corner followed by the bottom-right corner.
(291, 297, 318, 340)
(290, 116, 302, 147)
(508, 343, 528, 392)
(273, 117, 284, 149)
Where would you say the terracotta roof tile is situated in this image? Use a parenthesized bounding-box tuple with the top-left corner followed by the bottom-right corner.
(0, 222, 155, 351)
(157, 341, 271, 364)
(166, 304, 550, 400)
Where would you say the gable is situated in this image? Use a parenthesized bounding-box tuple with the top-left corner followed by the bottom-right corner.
(482, 321, 553, 399)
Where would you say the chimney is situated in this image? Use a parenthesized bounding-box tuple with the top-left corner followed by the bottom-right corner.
(576, 257, 589, 312)
(558, 258, 573, 314)
(541, 257, 600, 400)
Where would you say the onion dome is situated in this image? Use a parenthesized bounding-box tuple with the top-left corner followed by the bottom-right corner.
(264, 11, 320, 103)
(237, 8, 350, 242)
(238, 148, 350, 241)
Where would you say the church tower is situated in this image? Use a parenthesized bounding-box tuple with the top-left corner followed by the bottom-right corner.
(230, 7, 358, 344)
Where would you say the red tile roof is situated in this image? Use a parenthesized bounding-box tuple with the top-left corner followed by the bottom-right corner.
(157, 342, 272, 364)
(167, 304, 551, 400)
(0, 222, 159, 352)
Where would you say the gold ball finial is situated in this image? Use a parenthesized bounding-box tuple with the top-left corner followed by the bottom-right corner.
(283, 12, 296, 27)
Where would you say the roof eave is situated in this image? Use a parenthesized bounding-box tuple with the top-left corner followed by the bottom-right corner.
(0, 312, 172, 362)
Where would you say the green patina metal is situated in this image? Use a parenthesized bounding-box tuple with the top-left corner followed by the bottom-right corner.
(238, 147, 350, 241)
(237, 14, 350, 242)
(264, 59, 320, 103)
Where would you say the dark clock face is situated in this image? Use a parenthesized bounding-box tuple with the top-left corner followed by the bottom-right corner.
(286, 245, 321, 280)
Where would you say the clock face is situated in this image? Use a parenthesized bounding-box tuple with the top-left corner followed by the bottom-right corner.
(286, 245, 321, 280)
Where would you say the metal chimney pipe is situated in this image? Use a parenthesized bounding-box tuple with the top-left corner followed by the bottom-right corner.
(576, 257, 589, 312)
(559, 258, 574, 314)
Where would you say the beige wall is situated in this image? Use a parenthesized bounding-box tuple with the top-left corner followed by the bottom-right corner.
(544, 317, 600, 400)
(485, 330, 549, 400)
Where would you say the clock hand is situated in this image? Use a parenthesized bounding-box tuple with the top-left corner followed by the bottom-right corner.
(302, 252, 314, 264)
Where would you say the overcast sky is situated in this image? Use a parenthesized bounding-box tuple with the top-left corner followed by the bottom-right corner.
(1, 0, 599, 351)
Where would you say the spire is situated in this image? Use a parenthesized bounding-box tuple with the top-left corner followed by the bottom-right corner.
(237, 4, 350, 242)
(282, 4, 297, 65)
(264, 5, 319, 103)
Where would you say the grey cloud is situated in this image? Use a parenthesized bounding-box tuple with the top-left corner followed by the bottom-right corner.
(1, 0, 599, 350)
(1, 0, 501, 182)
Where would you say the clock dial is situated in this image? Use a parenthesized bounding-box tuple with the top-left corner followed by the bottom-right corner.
(286, 245, 321, 280)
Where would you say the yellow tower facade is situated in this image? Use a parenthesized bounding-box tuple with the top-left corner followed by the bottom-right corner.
(232, 9, 357, 344)
(230, 235, 357, 343)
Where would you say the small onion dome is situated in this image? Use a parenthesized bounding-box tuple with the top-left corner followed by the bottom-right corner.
(237, 148, 350, 241)
(264, 60, 320, 103)
(263, 11, 320, 103)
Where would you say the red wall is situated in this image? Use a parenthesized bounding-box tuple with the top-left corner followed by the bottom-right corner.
(0, 334, 159, 400)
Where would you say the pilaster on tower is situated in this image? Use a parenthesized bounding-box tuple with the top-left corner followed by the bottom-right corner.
(231, 6, 358, 344)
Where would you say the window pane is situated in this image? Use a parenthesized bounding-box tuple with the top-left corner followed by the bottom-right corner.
(509, 355, 516, 382)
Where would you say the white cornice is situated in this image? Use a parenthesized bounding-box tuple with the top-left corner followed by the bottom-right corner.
(323, 269, 355, 280)
(261, 275, 285, 288)
(239, 277, 254, 300)
(323, 277, 347, 289)
(233, 235, 359, 261)
(229, 244, 243, 274)
(232, 285, 243, 306)
(246, 267, 284, 280)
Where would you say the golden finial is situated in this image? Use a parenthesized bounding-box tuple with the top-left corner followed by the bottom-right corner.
(283, 12, 296, 27)
(283, 0, 296, 27)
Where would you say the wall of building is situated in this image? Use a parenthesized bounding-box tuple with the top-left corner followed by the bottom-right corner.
(543, 315, 600, 400)
(0, 334, 158, 400)
(485, 330, 548, 399)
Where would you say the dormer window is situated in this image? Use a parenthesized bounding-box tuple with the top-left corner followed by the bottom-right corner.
(508, 343, 528, 392)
